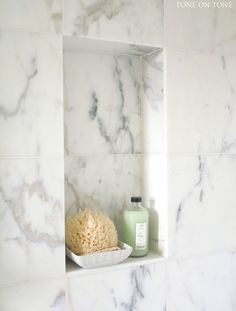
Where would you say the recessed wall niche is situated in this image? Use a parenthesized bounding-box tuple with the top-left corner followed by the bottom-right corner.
(63, 36, 166, 268)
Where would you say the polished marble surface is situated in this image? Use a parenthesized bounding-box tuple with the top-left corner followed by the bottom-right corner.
(64, 50, 141, 156)
(143, 50, 164, 154)
(67, 262, 166, 311)
(0, 278, 65, 311)
(168, 154, 236, 258)
(0, 30, 63, 156)
(64, 0, 163, 47)
(65, 155, 141, 235)
(0, 0, 62, 33)
(0, 158, 64, 285)
(165, 0, 236, 54)
(143, 155, 166, 254)
(167, 49, 236, 154)
(63, 36, 158, 56)
(1, 1, 236, 310)
(167, 252, 236, 311)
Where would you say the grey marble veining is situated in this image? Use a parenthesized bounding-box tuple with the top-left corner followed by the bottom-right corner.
(64, 0, 163, 47)
(0, 56, 37, 119)
(168, 154, 236, 258)
(64, 51, 141, 156)
(167, 251, 236, 311)
(142, 49, 164, 154)
(167, 49, 236, 154)
(0, 278, 66, 311)
(0, 158, 65, 285)
(68, 262, 166, 311)
(0, 30, 63, 156)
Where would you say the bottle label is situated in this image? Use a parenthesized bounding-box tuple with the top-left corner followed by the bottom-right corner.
(135, 223, 147, 250)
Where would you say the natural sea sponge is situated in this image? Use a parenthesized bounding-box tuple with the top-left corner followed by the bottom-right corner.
(65, 208, 119, 255)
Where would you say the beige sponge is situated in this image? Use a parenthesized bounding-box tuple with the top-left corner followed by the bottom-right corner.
(65, 208, 118, 255)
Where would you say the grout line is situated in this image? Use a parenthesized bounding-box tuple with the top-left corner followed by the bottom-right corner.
(63, 47, 144, 59)
(167, 247, 236, 262)
(64, 153, 236, 158)
(164, 47, 169, 259)
(140, 54, 144, 199)
(0, 26, 62, 37)
(1, 153, 236, 159)
(165, 45, 236, 57)
(64, 153, 166, 158)
(63, 33, 163, 50)
(0, 155, 64, 159)
(0, 274, 66, 290)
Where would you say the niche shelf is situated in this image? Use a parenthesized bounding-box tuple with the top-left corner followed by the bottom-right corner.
(66, 251, 164, 276)
(63, 35, 166, 274)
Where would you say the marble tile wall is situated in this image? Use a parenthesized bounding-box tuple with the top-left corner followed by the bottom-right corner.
(165, 1, 236, 310)
(168, 154, 236, 258)
(65, 155, 142, 235)
(67, 262, 166, 311)
(64, 50, 142, 236)
(166, 47, 236, 259)
(143, 50, 164, 154)
(165, 0, 236, 54)
(0, 0, 62, 33)
(64, 0, 163, 47)
(0, 278, 65, 311)
(0, 28, 64, 287)
(166, 48, 236, 259)
(166, 49, 236, 155)
(0, 3, 65, 309)
(64, 51, 142, 156)
(0, 1, 166, 309)
(167, 251, 236, 311)
(0, 30, 63, 156)
(64, 47, 165, 252)
(3, 0, 236, 310)
(142, 50, 166, 253)
(0, 158, 64, 285)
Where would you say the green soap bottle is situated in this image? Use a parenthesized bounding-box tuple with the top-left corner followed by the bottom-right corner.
(122, 196, 149, 257)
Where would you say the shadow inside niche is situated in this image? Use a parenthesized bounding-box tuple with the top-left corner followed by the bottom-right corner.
(148, 198, 159, 252)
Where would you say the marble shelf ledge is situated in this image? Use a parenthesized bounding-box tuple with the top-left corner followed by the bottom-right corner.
(66, 251, 164, 277)
(63, 35, 161, 56)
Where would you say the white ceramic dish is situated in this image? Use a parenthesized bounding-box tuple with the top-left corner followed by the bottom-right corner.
(66, 241, 132, 269)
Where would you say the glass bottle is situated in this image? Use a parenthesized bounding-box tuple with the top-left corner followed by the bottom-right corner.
(122, 196, 149, 257)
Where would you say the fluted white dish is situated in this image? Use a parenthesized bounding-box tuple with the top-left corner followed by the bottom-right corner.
(66, 241, 132, 269)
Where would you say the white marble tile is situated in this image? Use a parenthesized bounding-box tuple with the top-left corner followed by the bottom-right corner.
(0, 158, 65, 285)
(64, 51, 141, 156)
(168, 155, 236, 258)
(143, 155, 167, 254)
(65, 155, 141, 236)
(165, 0, 236, 54)
(167, 252, 236, 311)
(0, 0, 62, 33)
(68, 262, 166, 311)
(142, 50, 164, 154)
(0, 30, 63, 156)
(0, 278, 65, 311)
(167, 49, 236, 154)
(64, 0, 163, 47)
